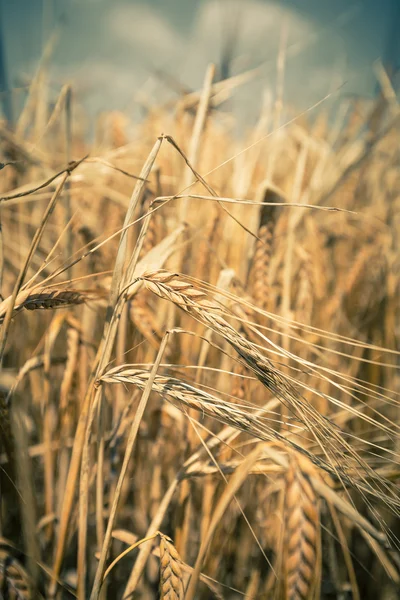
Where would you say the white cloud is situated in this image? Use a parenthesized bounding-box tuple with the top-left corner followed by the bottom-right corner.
(48, 0, 369, 120)
(109, 3, 185, 59)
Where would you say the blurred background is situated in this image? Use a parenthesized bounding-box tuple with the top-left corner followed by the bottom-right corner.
(1, 0, 400, 128)
(0, 3, 400, 600)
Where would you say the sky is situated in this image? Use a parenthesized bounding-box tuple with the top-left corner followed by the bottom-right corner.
(0, 0, 399, 124)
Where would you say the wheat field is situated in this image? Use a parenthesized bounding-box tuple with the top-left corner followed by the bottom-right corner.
(0, 60, 399, 600)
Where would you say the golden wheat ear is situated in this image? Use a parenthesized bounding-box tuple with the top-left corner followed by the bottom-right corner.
(283, 452, 320, 600)
(159, 534, 184, 600)
(249, 189, 282, 311)
(0, 288, 102, 323)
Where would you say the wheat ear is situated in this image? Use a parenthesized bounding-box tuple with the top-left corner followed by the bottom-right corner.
(140, 270, 399, 511)
(159, 534, 184, 600)
(0, 550, 32, 599)
(100, 368, 287, 449)
(0, 288, 97, 323)
(249, 193, 280, 310)
(283, 452, 320, 600)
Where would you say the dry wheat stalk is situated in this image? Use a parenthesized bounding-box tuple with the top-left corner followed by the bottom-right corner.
(159, 534, 184, 600)
(283, 451, 320, 600)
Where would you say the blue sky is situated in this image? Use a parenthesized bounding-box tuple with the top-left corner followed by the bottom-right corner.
(1, 0, 399, 121)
